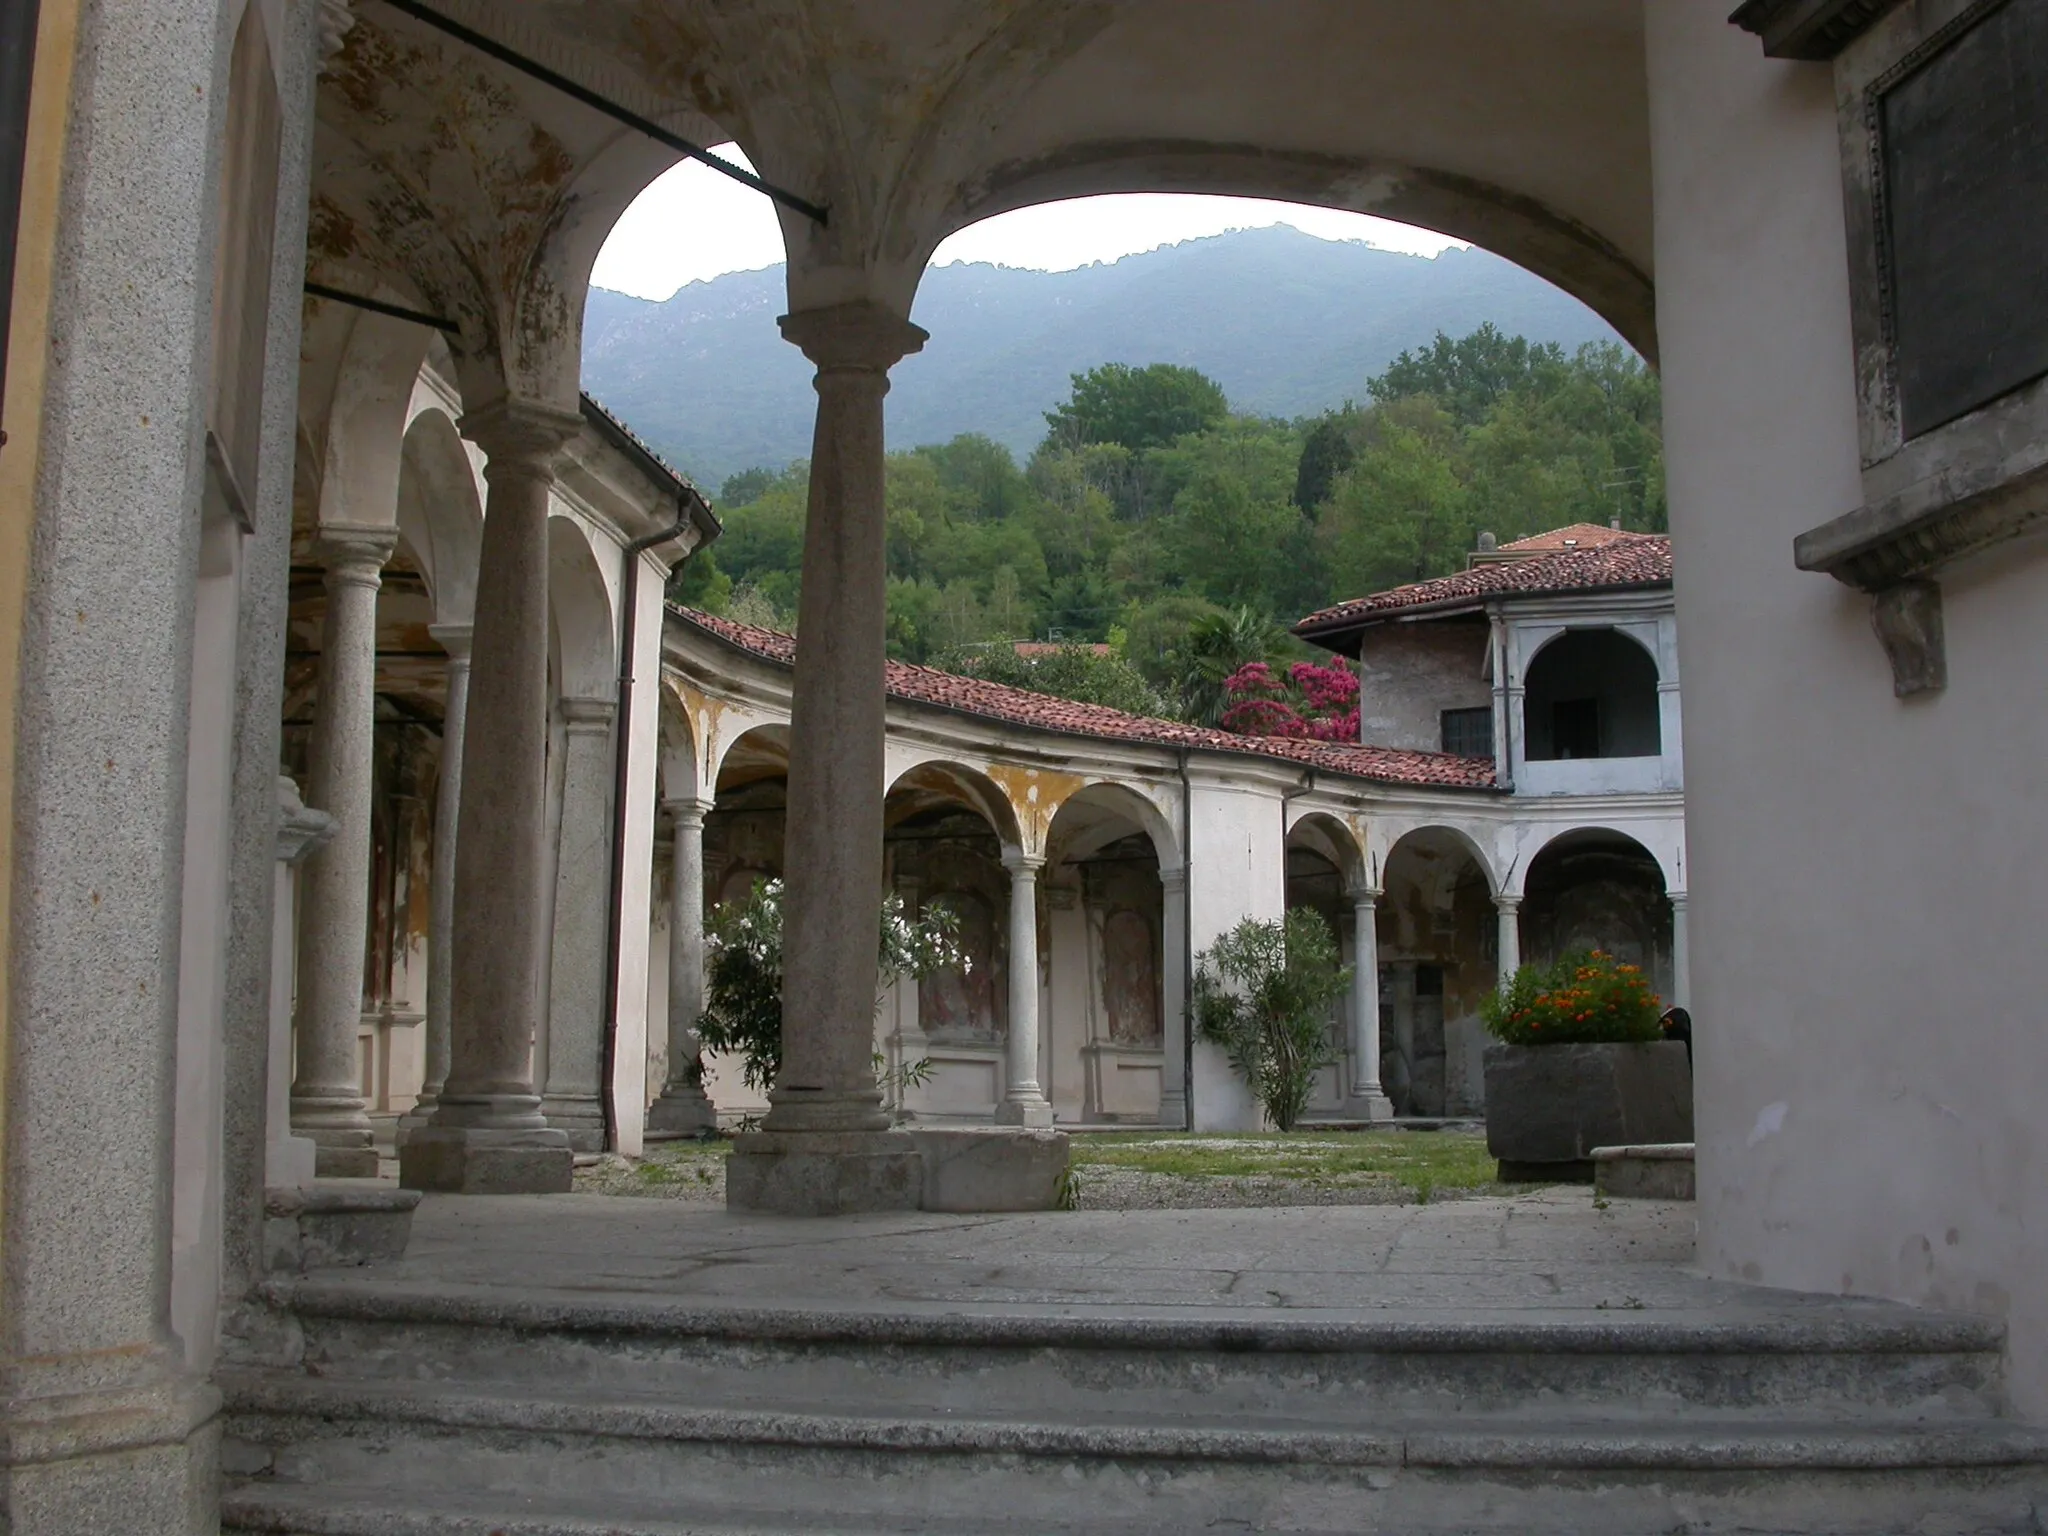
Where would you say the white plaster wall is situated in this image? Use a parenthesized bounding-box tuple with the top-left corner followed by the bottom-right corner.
(1648, 1, 2048, 1417)
(1185, 779, 1287, 1131)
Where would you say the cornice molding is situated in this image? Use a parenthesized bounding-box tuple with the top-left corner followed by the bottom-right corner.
(1728, 0, 1904, 59)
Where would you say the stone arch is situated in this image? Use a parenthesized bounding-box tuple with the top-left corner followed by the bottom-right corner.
(1523, 627, 1662, 762)
(1376, 824, 1499, 1116)
(1521, 820, 1682, 896)
(1286, 810, 1368, 894)
(304, 306, 434, 535)
(394, 406, 483, 626)
(1374, 821, 1497, 900)
(1046, 780, 1181, 873)
(656, 683, 701, 805)
(546, 516, 617, 703)
(885, 759, 1024, 853)
(1520, 827, 1674, 1003)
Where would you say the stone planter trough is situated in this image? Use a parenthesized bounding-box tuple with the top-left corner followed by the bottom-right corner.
(1483, 1040, 1693, 1182)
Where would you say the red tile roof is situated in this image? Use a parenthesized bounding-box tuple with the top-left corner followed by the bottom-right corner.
(670, 608, 1497, 791)
(1496, 522, 1634, 553)
(1295, 533, 1673, 637)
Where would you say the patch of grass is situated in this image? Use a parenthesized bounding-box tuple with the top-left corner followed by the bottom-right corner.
(1068, 1129, 1497, 1202)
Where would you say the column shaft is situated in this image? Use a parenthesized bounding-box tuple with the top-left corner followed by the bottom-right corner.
(291, 525, 396, 1177)
(1344, 891, 1394, 1121)
(996, 855, 1053, 1127)
(1159, 866, 1189, 1129)
(399, 624, 470, 1142)
(541, 696, 617, 1150)
(400, 404, 580, 1194)
(762, 304, 925, 1134)
(1496, 896, 1522, 986)
(648, 798, 717, 1135)
(1670, 891, 1691, 1009)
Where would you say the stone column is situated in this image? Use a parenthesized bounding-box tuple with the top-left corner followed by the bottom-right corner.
(1343, 889, 1395, 1121)
(398, 623, 471, 1144)
(269, 778, 333, 1186)
(1670, 890, 1691, 1010)
(401, 402, 581, 1194)
(541, 695, 618, 1151)
(1158, 865, 1189, 1129)
(727, 302, 927, 1214)
(997, 852, 1053, 1127)
(1496, 895, 1522, 986)
(647, 797, 717, 1136)
(291, 523, 396, 1177)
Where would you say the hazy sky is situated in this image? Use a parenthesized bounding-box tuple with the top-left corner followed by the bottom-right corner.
(589, 144, 1468, 303)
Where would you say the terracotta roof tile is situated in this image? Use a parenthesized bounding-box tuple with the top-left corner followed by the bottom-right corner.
(671, 608, 1497, 791)
(1496, 521, 1633, 553)
(1296, 533, 1672, 635)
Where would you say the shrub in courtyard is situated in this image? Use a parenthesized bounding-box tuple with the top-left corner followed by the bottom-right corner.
(696, 879, 970, 1092)
(1480, 949, 1662, 1047)
(1218, 659, 1360, 742)
(1193, 909, 1350, 1131)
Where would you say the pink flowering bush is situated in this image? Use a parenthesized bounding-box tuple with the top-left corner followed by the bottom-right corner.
(1219, 660, 1360, 742)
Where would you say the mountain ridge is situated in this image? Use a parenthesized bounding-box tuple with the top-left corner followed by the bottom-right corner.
(580, 226, 1625, 490)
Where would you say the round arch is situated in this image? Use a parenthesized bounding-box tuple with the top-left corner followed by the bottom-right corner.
(885, 759, 1025, 852)
(1523, 627, 1662, 763)
(1378, 822, 1498, 900)
(656, 682, 701, 804)
(1286, 810, 1368, 894)
(547, 517, 617, 703)
(710, 723, 791, 797)
(394, 406, 483, 626)
(1520, 826, 1674, 998)
(1521, 820, 1682, 895)
(1046, 781, 1181, 872)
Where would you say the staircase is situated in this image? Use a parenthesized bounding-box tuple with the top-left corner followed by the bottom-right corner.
(221, 1275, 2048, 1535)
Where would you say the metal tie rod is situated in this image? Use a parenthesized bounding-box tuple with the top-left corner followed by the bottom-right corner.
(304, 279, 461, 333)
(368, 0, 829, 226)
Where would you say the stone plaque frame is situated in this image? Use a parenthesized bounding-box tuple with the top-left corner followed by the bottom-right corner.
(1776, 0, 2048, 693)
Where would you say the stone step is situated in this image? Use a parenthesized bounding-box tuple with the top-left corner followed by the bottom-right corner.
(219, 1398, 2048, 1536)
(262, 1278, 2013, 1425)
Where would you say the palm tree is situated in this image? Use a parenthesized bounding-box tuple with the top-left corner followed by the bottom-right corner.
(1172, 607, 1283, 726)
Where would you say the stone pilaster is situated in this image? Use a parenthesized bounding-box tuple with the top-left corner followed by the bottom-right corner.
(1496, 895, 1523, 986)
(646, 797, 718, 1137)
(269, 779, 333, 1186)
(400, 402, 581, 1195)
(397, 623, 471, 1144)
(1342, 889, 1395, 1121)
(291, 523, 397, 1178)
(728, 302, 926, 1212)
(540, 694, 618, 1151)
(995, 852, 1053, 1127)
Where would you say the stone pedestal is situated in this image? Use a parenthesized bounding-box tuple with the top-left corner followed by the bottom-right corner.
(292, 525, 397, 1178)
(911, 1127, 1069, 1212)
(647, 796, 718, 1137)
(401, 402, 578, 1195)
(264, 1184, 421, 1272)
(1485, 1041, 1694, 1182)
(995, 852, 1054, 1127)
(726, 1130, 924, 1215)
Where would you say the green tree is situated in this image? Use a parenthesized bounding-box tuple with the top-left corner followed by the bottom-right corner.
(931, 642, 1171, 718)
(1315, 397, 1471, 592)
(1194, 909, 1350, 1132)
(1166, 606, 1286, 726)
(1370, 323, 1569, 429)
(1042, 362, 1230, 455)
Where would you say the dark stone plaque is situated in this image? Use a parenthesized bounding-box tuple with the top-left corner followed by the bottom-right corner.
(1880, 0, 2048, 439)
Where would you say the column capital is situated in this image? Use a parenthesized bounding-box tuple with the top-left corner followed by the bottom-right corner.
(275, 775, 335, 866)
(1001, 848, 1046, 877)
(1346, 883, 1382, 907)
(314, 522, 398, 583)
(1495, 893, 1522, 912)
(428, 621, 474, 661)
(1159, 864, 1188, 894)
(459, 399, 583, 480)
(558, 695, 616, 734)
(1668, 888, 1689, 907)
(661, 795, 713, 827)
(778, 301, 928, 373)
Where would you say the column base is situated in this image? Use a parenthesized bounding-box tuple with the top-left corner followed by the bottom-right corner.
(293, 1096, 379, 1178)
(726, 1130, 923, 1215)
(1156, 1088, 1189, 1131)
(994, 1097, 1055, 1129)
(393, 1091, 439, 1148)
(399, 1125, 573, 1194)
(1341, 1090, 1397, 1123)
(760, 1084, 891, 1134)
(539, 1093, 607, 1153)
(1, 1357, 219, 1536)
(645, 1085, 719, 1139)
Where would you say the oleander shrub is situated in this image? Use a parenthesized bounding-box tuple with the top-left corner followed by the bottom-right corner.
(1480, 949, 1662, 1047)
(1193, 909, 1350, 1131)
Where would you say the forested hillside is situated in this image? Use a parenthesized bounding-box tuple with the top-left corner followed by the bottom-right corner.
(581, 227, 1622, 487)
(677, 327, 1664, 723)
